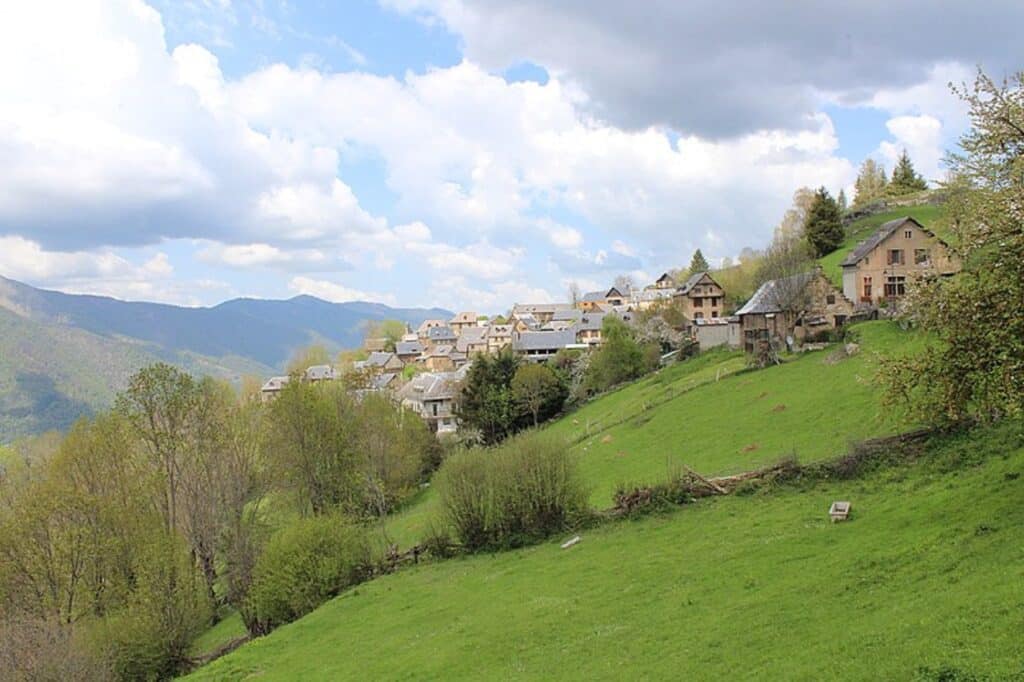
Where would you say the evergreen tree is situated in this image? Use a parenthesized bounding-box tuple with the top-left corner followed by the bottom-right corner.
(456, 349, 523, 444)
(889, 149, 928, 194)
(688, 249, 710, 274)
(853, 158, 888, 207)
(803, 187, 844, 257)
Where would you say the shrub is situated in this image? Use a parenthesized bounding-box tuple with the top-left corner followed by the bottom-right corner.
(437, 433, 590, 551)
(243, 516, 373, 635)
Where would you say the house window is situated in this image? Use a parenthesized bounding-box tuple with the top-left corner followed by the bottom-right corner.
(694, 312, 704, 320)
(432, 403, 438, 416)
(826, 294, 836, 305)
(863, 276, 872, 299)
(904, 230, 913, 239)
(694, 297, 703, 307)
(884, 276, 906, 297)
(711, 310, 719, 318)
(914, 248, 931, 265)
(887, 249, 905, 265)
(711, 297, 719, 307)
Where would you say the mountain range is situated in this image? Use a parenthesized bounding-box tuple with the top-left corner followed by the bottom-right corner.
(0, 275, 451, 441)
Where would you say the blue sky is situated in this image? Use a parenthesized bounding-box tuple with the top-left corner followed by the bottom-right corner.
(0, 1, 1013, 312)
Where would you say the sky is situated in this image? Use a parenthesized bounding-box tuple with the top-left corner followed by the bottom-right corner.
(0, 1, 1018, 313)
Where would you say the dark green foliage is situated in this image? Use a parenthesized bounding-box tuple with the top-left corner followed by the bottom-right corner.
(803, 186, 844, 257)
(688, 249, 710, 274)
(457, 349, 524, 444)
(889, 149, 928, 195)
(437, 433, 590, 551)
(584, 316, 657, 394)
(242, 516, 372, 635)
(511, 363, 568, 427)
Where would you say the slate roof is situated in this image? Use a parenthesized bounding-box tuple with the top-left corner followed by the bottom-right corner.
(416, 319, 446, 334)
(735, 272, 814, 316)
(261, 376, 290, 392)
(512, 329, 577, 352)
(395, 340, 424, 356)
(575, 312, 607, 332)
(511, 303, 575, 315)
(552, 308, 583, 322)
(676, 271, 714, 295)
(397, 370, 463, 402)
(455, 326, 487, 352)
(365, 351, 398, 367)
(370, 373, 398, 391)
(426, 325, 457, 341)
(581, 290, 605, 302)
(485, 324, 512, 338)
(840, 216, 928, 267)
(304, 364, 337, 381)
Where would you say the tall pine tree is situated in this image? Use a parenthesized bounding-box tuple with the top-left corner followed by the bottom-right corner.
(803, 187, 844, 257)
(888, 149, 928, 194)
(688, 249, 710, 274)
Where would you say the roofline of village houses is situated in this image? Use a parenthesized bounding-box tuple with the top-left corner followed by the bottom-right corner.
(259, 216, 959, 435)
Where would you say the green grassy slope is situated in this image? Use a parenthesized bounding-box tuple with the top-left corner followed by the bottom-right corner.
(189, 422, 1024, 681)
(820, 203, 950, 287)
(382, 321, 919, 547)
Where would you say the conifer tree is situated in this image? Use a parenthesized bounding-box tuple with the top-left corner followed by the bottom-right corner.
(688, 249, 710, 274)
(803, 187, 844, 257)
(836, 188, 848, 213)
(888, 149, 928, 194)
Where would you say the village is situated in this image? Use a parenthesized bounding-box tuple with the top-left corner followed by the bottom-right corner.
(260, 215, 960, 434)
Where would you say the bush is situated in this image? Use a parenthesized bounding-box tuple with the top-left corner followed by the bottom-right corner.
(243, 516, 373, 635)
(437, 433, 590, 551)
(89, 535, 212, 681)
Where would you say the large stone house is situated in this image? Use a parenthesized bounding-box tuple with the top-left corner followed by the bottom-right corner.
(579, 286, 630, 311)
(455, 326, 488, 357)
(674, 271, 726, 320)
(485, 324, 513, 353)
(396, 368, 467, 435)
(574, 311, 607, 346)
(840, 216, 959, 307)
(395, 339, 424, 365)
(449, 311, 478, 335)
(512, 329, 581, 362)
(358, 351, 404, 373)
(416, 319, 447, 341)
(423, 325, 457, 350)
(735, 267, 854, 353)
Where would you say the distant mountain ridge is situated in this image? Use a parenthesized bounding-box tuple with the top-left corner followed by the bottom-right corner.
(0, 275, 451, 441)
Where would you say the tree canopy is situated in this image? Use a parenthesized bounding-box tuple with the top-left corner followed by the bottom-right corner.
(888, 149, 928, 195)
(688, 249, 710, 274)
(803, 186, 844, 257)
(853, 158, 888, 207)
(882, 70, 1024, 425)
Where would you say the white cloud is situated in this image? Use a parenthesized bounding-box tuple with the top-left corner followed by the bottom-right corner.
(288, 276, 396, 305)
(877, 115, 944, 183)
(548, 224, 584, 250)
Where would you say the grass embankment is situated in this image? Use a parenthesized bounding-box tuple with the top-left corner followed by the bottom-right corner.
(188, 421, 1024, 680)
(819, 204, 950, 287)
(382, 321, 919, 547)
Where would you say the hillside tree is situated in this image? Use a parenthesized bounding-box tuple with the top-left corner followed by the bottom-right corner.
(457, 349, 522, 444)
(803, 187, 845, 257)
(853, 158, 888, 206)
(511, 364, 565, 427)
(837, 188, 848, 213)
(888, 149, 929, 195)
(688, 249, 710, 274)
(882, 69, 1024, 424)
(286, 345, 331, 374)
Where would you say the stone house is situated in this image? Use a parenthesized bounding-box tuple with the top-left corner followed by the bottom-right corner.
(416, 319, 447, 341)
(511, 329, 581, 363)
(396, 368, 467, 435)
(259, 375, 290, 403)
(840, 216, 959, 307)
(574, 311, 607, 346)
(423, 325, 457, 350)
(455, 326, 488, 357)
(735, 267, 854, 353)
(449, 311, 478, 335)
(674, 271, 726, 320)
(395, 339, 424, 365)
(485, 324, 513, 353)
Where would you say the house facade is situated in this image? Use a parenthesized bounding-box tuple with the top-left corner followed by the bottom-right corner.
(840, 216, 959, 307)
(485, 324, 513, 353)
(736, 268, 855, 353)
(396, 369, 465, 435)
(674, 271, 726, 320)
(449, 311, 478, 335)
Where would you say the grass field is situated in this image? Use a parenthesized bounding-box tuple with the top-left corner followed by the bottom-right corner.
(368, 321, 920, 551)
(187, 420, 1024, 681)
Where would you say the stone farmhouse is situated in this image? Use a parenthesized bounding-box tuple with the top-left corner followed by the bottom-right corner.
(673, 271, 726, 321)
(736, 266, 854, 353)
(839, 216, 959, 307)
